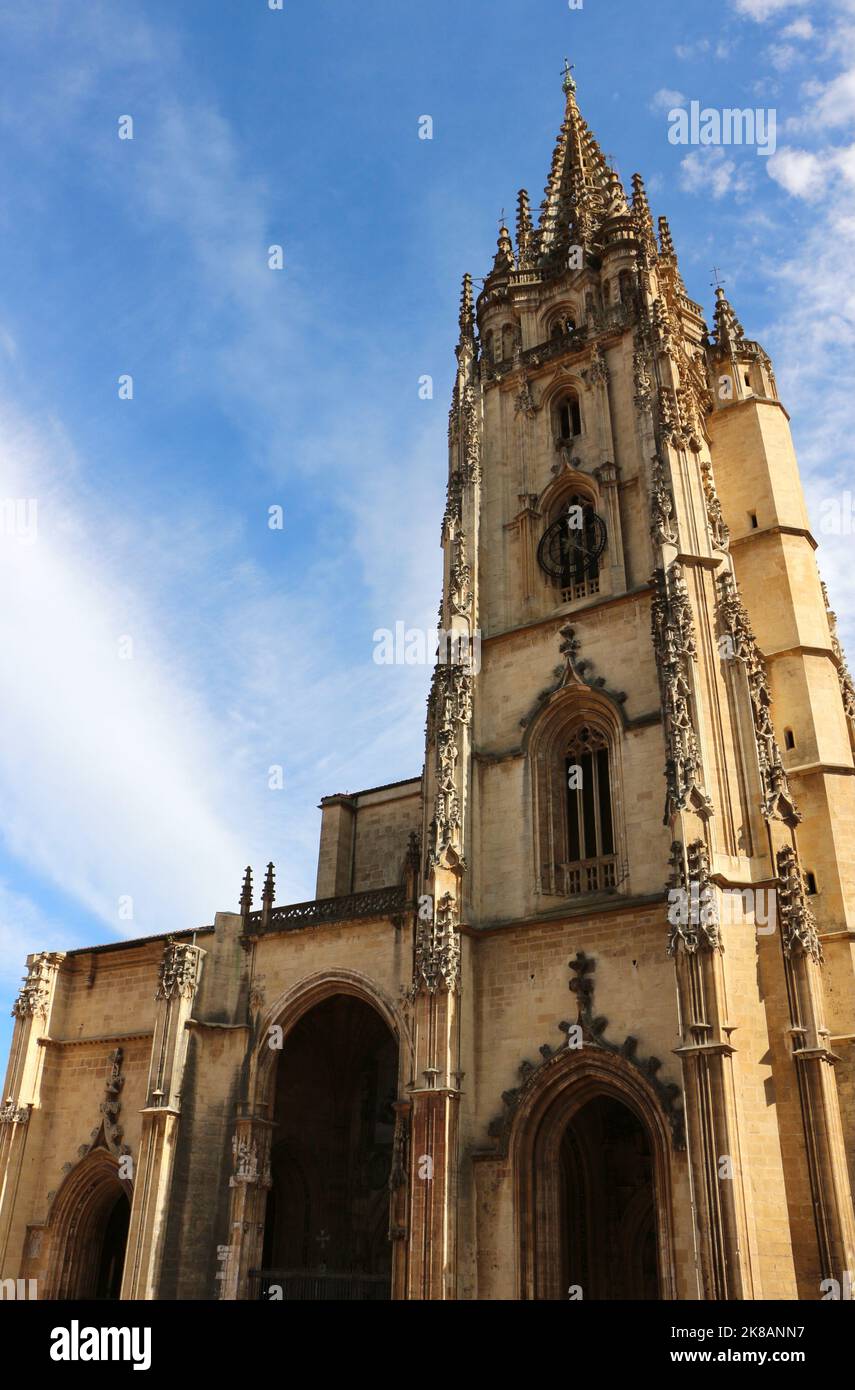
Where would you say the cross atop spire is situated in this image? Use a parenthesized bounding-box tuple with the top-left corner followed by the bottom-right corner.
(536, 61, 622, 268)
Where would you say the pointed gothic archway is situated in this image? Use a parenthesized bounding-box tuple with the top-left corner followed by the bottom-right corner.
(42, 1150, 132, 1300)
(258, 992, 400, 1300)
(512, 1049, 676, 1301)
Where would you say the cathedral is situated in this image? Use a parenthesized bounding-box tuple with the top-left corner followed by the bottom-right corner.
(2, 69, 855, 1303)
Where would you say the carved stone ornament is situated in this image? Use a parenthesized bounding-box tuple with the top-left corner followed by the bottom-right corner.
(666, 839, 722, 956)
(718, 573, 800, 825)
(460, 382, 482, 486)
(231, 1135, 258, 1186)
(586, 341, 609, 386)
(486, 951, 685, 1152)
(427, 662, 473, 866)
(514, 379, 537, 418)
(75, 1048, 132, 1163)
(776, 846, 823, 965)
(519, 622, 628, 733)
(412, 891, 461, 996)
(700, 458, 730, 550)
(449, 539, 473, 616)
(822, 579, 855, 733)
(649, 454, 677, 546)
(388, 1105, 410, 1191)
(156, 937, 202, 1001)
(651, 565, 714, 824)
(0, 1100, 28, 1125)
(11, 952, 61, 1020)
(633, 341, 653, 414)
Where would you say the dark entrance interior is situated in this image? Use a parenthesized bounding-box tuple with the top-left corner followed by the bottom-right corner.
(560, 1095, 659, 1299)
(260, 994, 398, 1300)
(93, 1191, 131, 1299)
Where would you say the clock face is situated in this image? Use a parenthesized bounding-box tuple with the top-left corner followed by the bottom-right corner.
(537, 502, 608, 584)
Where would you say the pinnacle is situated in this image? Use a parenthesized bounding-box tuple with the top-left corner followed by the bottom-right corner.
(658, 215, 676, 261)
(458, 273, 475, 344)
(712, 285, 746, 353)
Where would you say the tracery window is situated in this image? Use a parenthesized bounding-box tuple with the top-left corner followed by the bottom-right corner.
(530, 699, 625, 901)
(565, 725, 616, 894)
(557, 393, 582, 440)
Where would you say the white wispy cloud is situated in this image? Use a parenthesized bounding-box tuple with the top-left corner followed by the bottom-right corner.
(733, 0, 811, 21)
(782, 16, 815, 36)
(679, 146, 753, 199)
(650, 88, 687, 112)
(767, 145, 826, 196)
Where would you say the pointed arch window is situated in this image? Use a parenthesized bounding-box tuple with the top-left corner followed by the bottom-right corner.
(530, 700, 625, 900)
(557, 393, 582, 440)
(565, 725, 616, 894)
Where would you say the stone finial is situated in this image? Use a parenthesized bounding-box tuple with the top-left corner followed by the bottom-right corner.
(239, 865, 253, 918)
(711, 285, 746, 354)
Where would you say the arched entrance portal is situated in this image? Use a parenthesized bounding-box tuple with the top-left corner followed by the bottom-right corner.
(561, 1095, 658, 1300)
(514, 1052, 675, 1301)
(261, 993, 398, 1300)
(45, 1153, 132, 1300)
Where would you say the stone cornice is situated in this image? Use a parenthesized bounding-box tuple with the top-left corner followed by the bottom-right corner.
(730, 523, 817, 551)
(37, 1030, 154, 1048)
(465, 891, 667, 936)
(481, 583, 654, 651)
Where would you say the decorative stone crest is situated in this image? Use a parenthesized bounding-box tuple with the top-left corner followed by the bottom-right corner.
(776, 846, 823, 964)
(72, 1047, 132, 1164)
(651, 565, 713, 823)
(485, 951, 685, 1151)
(156, 937, 202, 1001)
(412, 891, 461, 995)
(519, 622, 627, 730)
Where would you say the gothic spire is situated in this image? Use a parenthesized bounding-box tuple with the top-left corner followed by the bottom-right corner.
(536, 63, 620, 268)
(711, 285, 746, 354)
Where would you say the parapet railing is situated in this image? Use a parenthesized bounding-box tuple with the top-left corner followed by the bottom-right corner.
(244, 884, 410, 935)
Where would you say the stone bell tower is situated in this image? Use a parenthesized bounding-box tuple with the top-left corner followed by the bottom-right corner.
(410, 63, 855, 1299)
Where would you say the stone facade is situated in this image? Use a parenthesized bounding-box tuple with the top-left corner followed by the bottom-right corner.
(2, 72, 855, 1301)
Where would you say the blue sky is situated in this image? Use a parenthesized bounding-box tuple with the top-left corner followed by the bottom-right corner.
(1, 0, 854, 1060)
